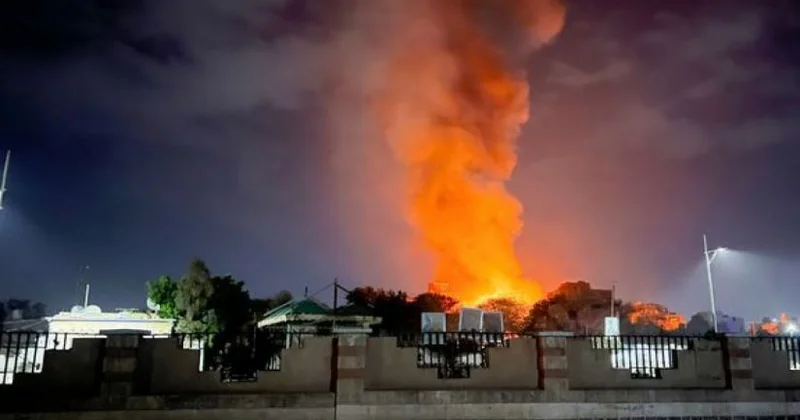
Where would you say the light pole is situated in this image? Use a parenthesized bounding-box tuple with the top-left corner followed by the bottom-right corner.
(0, 150, 10, 210)
(703, 234, 727, 333)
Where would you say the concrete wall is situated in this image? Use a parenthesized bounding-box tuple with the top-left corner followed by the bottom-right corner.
(337, 334, 800, 420)
(750, 337, 800, 388)
(138, 336, 332, 394)
(8, 338, 103, 396)
(3, 333, 800, 420)
(566, 337, 727, 389)
(364, 336, 539, 390)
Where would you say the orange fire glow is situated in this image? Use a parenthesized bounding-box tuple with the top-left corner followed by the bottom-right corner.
(373, 0, 566, 307)
(625, 302, 686, 331)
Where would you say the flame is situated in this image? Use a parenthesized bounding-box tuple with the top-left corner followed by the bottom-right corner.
(372, 0, 566, 307)
(626, 302, 686, 331)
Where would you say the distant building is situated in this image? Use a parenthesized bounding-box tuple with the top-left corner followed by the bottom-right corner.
(750, 313, 799, 336)
(625, 302, 685, 332)
(257, 297, 380, 335)
(45, 305, 174, 346)
(1, 305, 174, 384)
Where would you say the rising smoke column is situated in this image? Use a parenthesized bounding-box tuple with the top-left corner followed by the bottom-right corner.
(333, 0, 565, 306)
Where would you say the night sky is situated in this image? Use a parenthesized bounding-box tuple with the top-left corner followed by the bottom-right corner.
(1, 0, 799, 321)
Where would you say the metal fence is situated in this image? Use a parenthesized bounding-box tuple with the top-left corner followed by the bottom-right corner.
(175, 328, 317, 382)
(395, 333, 697, 380)
(0, 332, 75, 385)
(7, 330, 800, 385)
(396, 332, 511, 379)
(758, 336, 800, 370)
(581, 335, 693, 379)
(0, 328, 319, 385)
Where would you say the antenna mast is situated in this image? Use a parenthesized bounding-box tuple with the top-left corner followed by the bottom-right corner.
(0, 150, 10, 210)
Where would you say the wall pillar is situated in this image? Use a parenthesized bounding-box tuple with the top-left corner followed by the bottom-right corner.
(335, 334, 367, 404)
(726, 336, 754, 391)
(99, 334, 140, 407)
(538, 333, 571, 394)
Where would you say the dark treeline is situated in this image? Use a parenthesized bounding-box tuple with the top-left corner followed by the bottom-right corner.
(147, 259, 725, 337)
(0, 299, 47, 323)
(146, 259, 293, 336)
(344, 281, 715, 336)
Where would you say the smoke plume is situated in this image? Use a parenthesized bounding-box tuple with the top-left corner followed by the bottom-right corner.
(328, 0, 566, 305)
(0, 0, 565, 304)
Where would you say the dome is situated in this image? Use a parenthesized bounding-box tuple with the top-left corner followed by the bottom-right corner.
(84, 305, 102, 314)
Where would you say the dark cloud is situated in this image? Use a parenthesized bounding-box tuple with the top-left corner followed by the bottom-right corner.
(4, 0, 794, 164)
(2, 0, 800, 318)
(0, 0, 326, 148)
(529, 1, 800, 159)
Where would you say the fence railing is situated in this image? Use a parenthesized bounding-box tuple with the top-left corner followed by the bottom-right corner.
(757, 336, 800, 370)
(0, 328, 321, 385)
(395, 332, 511, 379)
(579, 335, 694, 379)
(7, 330, 800, 385)
(394, 332, 697, 380)
(0, 332, 75, 385)
(174, 328, 317, 382)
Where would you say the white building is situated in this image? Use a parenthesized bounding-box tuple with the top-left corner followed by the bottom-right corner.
(46, 305, 174, 347)
(1, 305, 174, 384)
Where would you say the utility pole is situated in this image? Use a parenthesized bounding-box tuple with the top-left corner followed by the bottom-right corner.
(332, 278, 338, 334)
(610, 282, 616, 317)
(330, 279, 351, 335)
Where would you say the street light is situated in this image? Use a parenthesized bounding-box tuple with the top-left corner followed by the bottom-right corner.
(0, 150, 10, 210)
(703, 234, 728, 333)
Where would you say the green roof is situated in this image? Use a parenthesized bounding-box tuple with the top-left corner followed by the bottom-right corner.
(260, 298, 375, 322)
(262, 298, 331, 320)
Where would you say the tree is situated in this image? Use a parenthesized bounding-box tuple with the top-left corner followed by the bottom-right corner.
(345, 287, 384, 308)
(345, 288, 464, 334)
(686, 312, 714, 335)
(207, 274, 252, 333)
(524, 298, 574, 332)
(522, 282, 617, 334)
(251, 290, 293, 319)
(3, 299, 47, 319)
(30, 302, 47, 319)
(146, 276, 179, 319)
(146, 259, 254, 335)
(174, 259, 218, 335)
(6, 299, 29, 312)
(479, 298, 527, 333)
(520, 282, 688, 335)
(412, 293, 458, 313)
(346, 287, 418, 333)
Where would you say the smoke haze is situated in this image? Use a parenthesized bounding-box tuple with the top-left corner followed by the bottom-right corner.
(320, 0, 566, 304)
(2, 0, 800, 317)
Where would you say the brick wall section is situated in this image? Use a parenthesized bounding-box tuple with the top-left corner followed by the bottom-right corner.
(726, 336, 753, 390)
(100, 335, 140, 406)
(538, 333, 570, 391)
(336, 334, 367, 404)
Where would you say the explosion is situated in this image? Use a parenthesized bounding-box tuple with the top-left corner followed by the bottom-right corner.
(370, 0, 566, 306)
